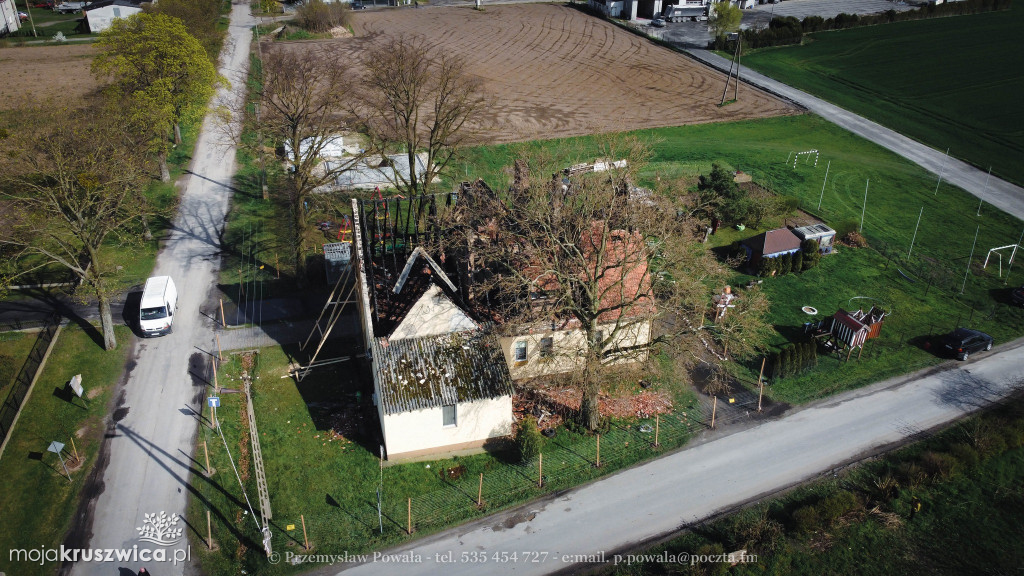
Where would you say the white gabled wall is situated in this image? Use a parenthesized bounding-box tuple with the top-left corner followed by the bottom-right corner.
(382, 395, 513, 458)
(390, 285, 477, 341)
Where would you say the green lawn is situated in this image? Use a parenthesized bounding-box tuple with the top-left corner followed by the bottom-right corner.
(0, 325, 132, 576)
(0, 331, 41, 401)
(739, 6, 1024, 186)
(611, 397, 1024, 575)
(462, 115, 1024, 404)
(189, 345, 700, 575)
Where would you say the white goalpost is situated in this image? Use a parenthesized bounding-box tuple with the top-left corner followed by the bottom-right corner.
(983, 243, 1022, 277)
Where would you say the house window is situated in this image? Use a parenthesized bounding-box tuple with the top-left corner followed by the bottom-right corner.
(113, 7, 120, 17)
(540, 337, 554, 358)
(514, 341, 528, 363)
(442, 404, 457, 427)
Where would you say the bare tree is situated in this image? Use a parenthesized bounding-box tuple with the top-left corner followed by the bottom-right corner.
(450, 139, 740, 431)
(359, 36, 485, 199)
(0, 104, 152, 351)
(255, 44, 363, 283)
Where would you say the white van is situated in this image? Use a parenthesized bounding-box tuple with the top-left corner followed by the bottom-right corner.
(139, 276, 178, 337)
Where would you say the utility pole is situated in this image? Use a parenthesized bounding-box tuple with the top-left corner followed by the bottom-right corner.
(934, 147, 949, 195)
(22, 0, 37, 37)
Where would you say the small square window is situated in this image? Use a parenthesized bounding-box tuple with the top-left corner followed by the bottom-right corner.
(514, 341, 528, 362)
(442, 404, 456, 427)
(540, 337, 553, 358)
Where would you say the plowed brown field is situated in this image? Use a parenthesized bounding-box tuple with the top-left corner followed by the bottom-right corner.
(0, 44, 99, 106)
(342, 4, 798, 142)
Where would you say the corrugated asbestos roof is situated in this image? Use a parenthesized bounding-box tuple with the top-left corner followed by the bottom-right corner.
(371, 330, 513, 415)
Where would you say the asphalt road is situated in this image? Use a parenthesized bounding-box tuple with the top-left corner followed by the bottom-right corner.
(64, 3, 255, 576)
(328, 343, 1024, 576)
(686, 49, 1024, 222)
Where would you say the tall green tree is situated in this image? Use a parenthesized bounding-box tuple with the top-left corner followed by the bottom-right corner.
(697, 163, 749, 223)
(0, 104, 152, 351)
(709, 1, 743, 39)
(146, 0, 225, 61)
(92, 12, 221, 181)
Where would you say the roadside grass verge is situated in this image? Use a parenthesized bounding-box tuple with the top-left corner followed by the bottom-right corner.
(610, 395, 1024, 575)
(0, 331, 40, 401)
(0, 325, 132, 576)
(462, 114, 1024, 404)
(739, 5, 1024, 186)
(189, 345, 699, 575)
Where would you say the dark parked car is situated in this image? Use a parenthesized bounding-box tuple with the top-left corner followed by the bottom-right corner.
(1011, 285, 1024, 306)
(937, 328, 992, 361)
(351, 1, 365, 8)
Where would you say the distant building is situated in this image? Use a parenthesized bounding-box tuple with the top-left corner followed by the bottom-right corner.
(84, 0, 144, 33)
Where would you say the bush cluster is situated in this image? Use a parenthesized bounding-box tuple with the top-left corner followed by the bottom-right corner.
(514, 416, 544, 462)
(768, 340, 817, 380)
(710, 0, 1012, 49)
(296, 0, 351, 33)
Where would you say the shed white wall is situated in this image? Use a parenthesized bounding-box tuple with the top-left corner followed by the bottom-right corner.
(390, 284, 477, 341)
(382, 396, 513, 458)
(86, 5, 142, 33)
(500, 319, 652, 380)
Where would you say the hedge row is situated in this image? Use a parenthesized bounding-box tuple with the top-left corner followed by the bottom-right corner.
(768, 339, 818, 380)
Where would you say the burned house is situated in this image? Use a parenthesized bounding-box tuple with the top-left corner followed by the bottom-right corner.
(352, 193, 513, 460)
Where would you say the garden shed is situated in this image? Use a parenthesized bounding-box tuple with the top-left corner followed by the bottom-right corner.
(741, 227, 802, 266)
(792, 224, 836, 254)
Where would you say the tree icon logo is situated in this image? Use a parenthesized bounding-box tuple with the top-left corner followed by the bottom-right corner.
(136, 511, 184, 546)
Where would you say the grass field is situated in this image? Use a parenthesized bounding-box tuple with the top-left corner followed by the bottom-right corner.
(462, 114, 1024, 403)
(611, 396, 1024, 575)
(189, 345, 700, 575)
(739, 6, 1024, 186)
(0, 326, 131, 576)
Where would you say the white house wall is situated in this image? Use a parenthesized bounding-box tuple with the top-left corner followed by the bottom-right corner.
(86, 5, 142, 33)
(501, 319, 652, 380)
(390, 284, 477, 341)
(382, 396, 513, 458)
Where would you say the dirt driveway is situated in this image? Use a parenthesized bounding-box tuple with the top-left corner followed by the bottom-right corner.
(334, 4, 799, 143)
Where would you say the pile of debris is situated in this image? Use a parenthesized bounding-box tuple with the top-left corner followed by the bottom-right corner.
(514, 383, 673, 430)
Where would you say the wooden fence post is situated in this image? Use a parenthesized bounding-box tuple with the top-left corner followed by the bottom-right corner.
(596, 434, 601, 467)
(207, 510, 213, 550)
(219, 298, 226, 327)
(301, 514, 310, 551)
(477, 473, 483, 507)
(711, 396, 718, 429)
(654, 414, 660, 447)
(70, 436, 79, 462)
(203, 440, 211, 475)
(216, 333, 223, 362)
(408, 497, 412, 535)
(538, 454, 543, 488)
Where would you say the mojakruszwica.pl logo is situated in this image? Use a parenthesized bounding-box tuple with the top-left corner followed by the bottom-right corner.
(7, 511, 191, 567)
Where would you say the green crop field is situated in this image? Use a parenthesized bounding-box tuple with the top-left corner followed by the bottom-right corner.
(739, 6, 1024, 186)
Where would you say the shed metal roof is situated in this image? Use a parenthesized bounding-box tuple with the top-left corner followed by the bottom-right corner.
(371, 330, 513, 415)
